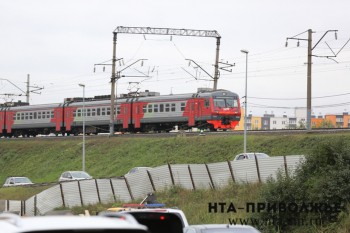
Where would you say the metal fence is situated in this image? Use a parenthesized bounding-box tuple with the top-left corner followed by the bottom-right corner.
(2, 155, 304, 216)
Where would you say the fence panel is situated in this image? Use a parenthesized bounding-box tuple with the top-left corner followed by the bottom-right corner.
(189, 164, 211, 189)
(232, 160, 259, 183)
(286, 155, 305, 176)
(149, 165, 172, 191)
(125, 171, 154, 200)
(25, 196, 35, 216)
(258, 156, 285, 182)
(171, 164, 193, 189)
(207, 162, 233, 188)
(61, 181, 82, 208)
(110, 178, 132, 202)
(96, 179, 115, 204)
(7, 200, 21, 214)
(36, 185, 63, 216)
(80, 179, 99, 206)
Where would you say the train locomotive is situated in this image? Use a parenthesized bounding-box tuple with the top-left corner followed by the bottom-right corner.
(0, 89, 241, 137)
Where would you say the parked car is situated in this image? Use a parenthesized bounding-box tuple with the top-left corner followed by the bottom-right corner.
(127, 167, 151, 175)
(0, 213, 149, 233)
(234, 152, 270, 161)
(58, 171, 92, 182)
(2, 177, 33, 187)
(184, 224, 261, 233)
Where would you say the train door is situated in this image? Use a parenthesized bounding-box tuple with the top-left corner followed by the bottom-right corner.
(187, 99, 201, 127)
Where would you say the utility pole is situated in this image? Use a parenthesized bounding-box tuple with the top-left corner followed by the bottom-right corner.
(26, 74, 30, 103)
(110, 32, 117, 136)
(286, 29, 343, 131)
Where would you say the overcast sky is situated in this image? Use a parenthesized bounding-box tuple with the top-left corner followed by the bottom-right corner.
(1, 0, 350, 117)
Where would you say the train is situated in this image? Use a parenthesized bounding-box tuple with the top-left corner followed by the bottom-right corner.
(0, 89, 241, 137)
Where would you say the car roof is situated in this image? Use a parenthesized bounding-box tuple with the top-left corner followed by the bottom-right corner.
(0, 214, 148, 232)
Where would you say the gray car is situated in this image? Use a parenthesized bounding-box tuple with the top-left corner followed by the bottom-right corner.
(58, 171, 92, 182)
(3, 177, 34, 187)
(234, 153, 269, 161)
(184, 224, 261, 233)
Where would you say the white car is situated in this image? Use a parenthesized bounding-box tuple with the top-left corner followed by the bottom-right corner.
(0, 213, 149, 233)
(184, 224, 261, 233)
(234, 153, 270, 161)
(58, 171, 92, 182)
(2, 177, 33, 187)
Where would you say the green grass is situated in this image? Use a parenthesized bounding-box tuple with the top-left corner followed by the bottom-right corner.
(1, 132, 350, 232)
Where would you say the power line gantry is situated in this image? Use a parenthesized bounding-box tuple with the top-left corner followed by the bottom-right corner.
(109, 26, 222, 135)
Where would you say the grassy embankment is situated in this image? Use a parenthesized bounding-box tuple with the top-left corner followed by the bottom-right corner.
(1, 132, 350, 232)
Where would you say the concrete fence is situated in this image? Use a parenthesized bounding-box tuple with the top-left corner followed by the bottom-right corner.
(1, 155, 304, 216)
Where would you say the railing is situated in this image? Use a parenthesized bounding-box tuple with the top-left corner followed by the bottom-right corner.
(1, 155, 304, 216)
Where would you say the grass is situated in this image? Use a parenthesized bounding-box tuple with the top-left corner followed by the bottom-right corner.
(1, 132, 350, 232)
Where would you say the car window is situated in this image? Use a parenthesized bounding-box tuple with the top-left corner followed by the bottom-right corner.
(14, 177, 31, 183)
(237, 155, 245, 160)
(128, 212, 183, 233)
(71, 171, 90, 179)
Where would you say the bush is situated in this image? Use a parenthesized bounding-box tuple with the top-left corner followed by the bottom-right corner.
(257, 137, 350, 232)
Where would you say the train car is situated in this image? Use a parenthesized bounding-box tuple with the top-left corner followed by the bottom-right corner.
(0, 103, 63, 137)
(67, 89, 241, 134)
(0, 89, 241, 137)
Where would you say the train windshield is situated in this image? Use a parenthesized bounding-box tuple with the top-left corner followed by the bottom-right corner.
(214, 97, 238, 108)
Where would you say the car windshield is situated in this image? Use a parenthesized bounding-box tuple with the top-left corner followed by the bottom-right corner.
(214, 98, 238, 108)
(14, 177, 32, 183)
(71, 172, 91, 179)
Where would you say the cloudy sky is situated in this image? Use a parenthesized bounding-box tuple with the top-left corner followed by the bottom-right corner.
(1, 0, 349, 117)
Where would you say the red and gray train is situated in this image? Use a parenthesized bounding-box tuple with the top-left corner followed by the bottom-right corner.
(0, 89, 241, 137)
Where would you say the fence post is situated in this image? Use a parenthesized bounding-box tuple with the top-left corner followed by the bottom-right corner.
(95, 179, 101, 204)
(168, 163, 175, 186)
(6, 200, 9, 211)
(59, 183, 66, 207)
(188, 165, 196, 190)
(34, 195, 37, 216)
(227, 160, 236, 183)
(254, 156, 262, 183)
(205, 163, 215, 190)
(284, 156, 289, 178)
(109, 179, 117, 202)
(77, 181, 84, 206)
(147, 170, 156, 192)
(124, 177, 134, 201)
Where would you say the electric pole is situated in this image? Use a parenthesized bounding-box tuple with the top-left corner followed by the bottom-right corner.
(286, 29, 343, 131)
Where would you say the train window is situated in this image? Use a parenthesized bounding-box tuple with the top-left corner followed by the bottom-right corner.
(148, 104, 153, 113)
(38, 112, 42, 119)
(42, 112, 46, 119)
(143, 105, 146, 113)
(171, 103, 176, 112)
(101, 108, 106, 116)
(107, 107, 110, 116)
(117, 107, 121, 114)
(154, 104, 158, 113)
(29, 112, 33, 120)
(160, 104, 164, 112)
(165, 103, 170, 112)
(51, 111, 54, 118)
(77, 109, 81, 117)
(181, 102, 186, 111)
(97, 108, 101, 116)
(46, 111, 51, 118)
(86, 109, 91, 117)
(25, 112, 29, 120)
(73, 110, 76, 117)
(91, 108, 96, 116)
(205, 99, 210, 108)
